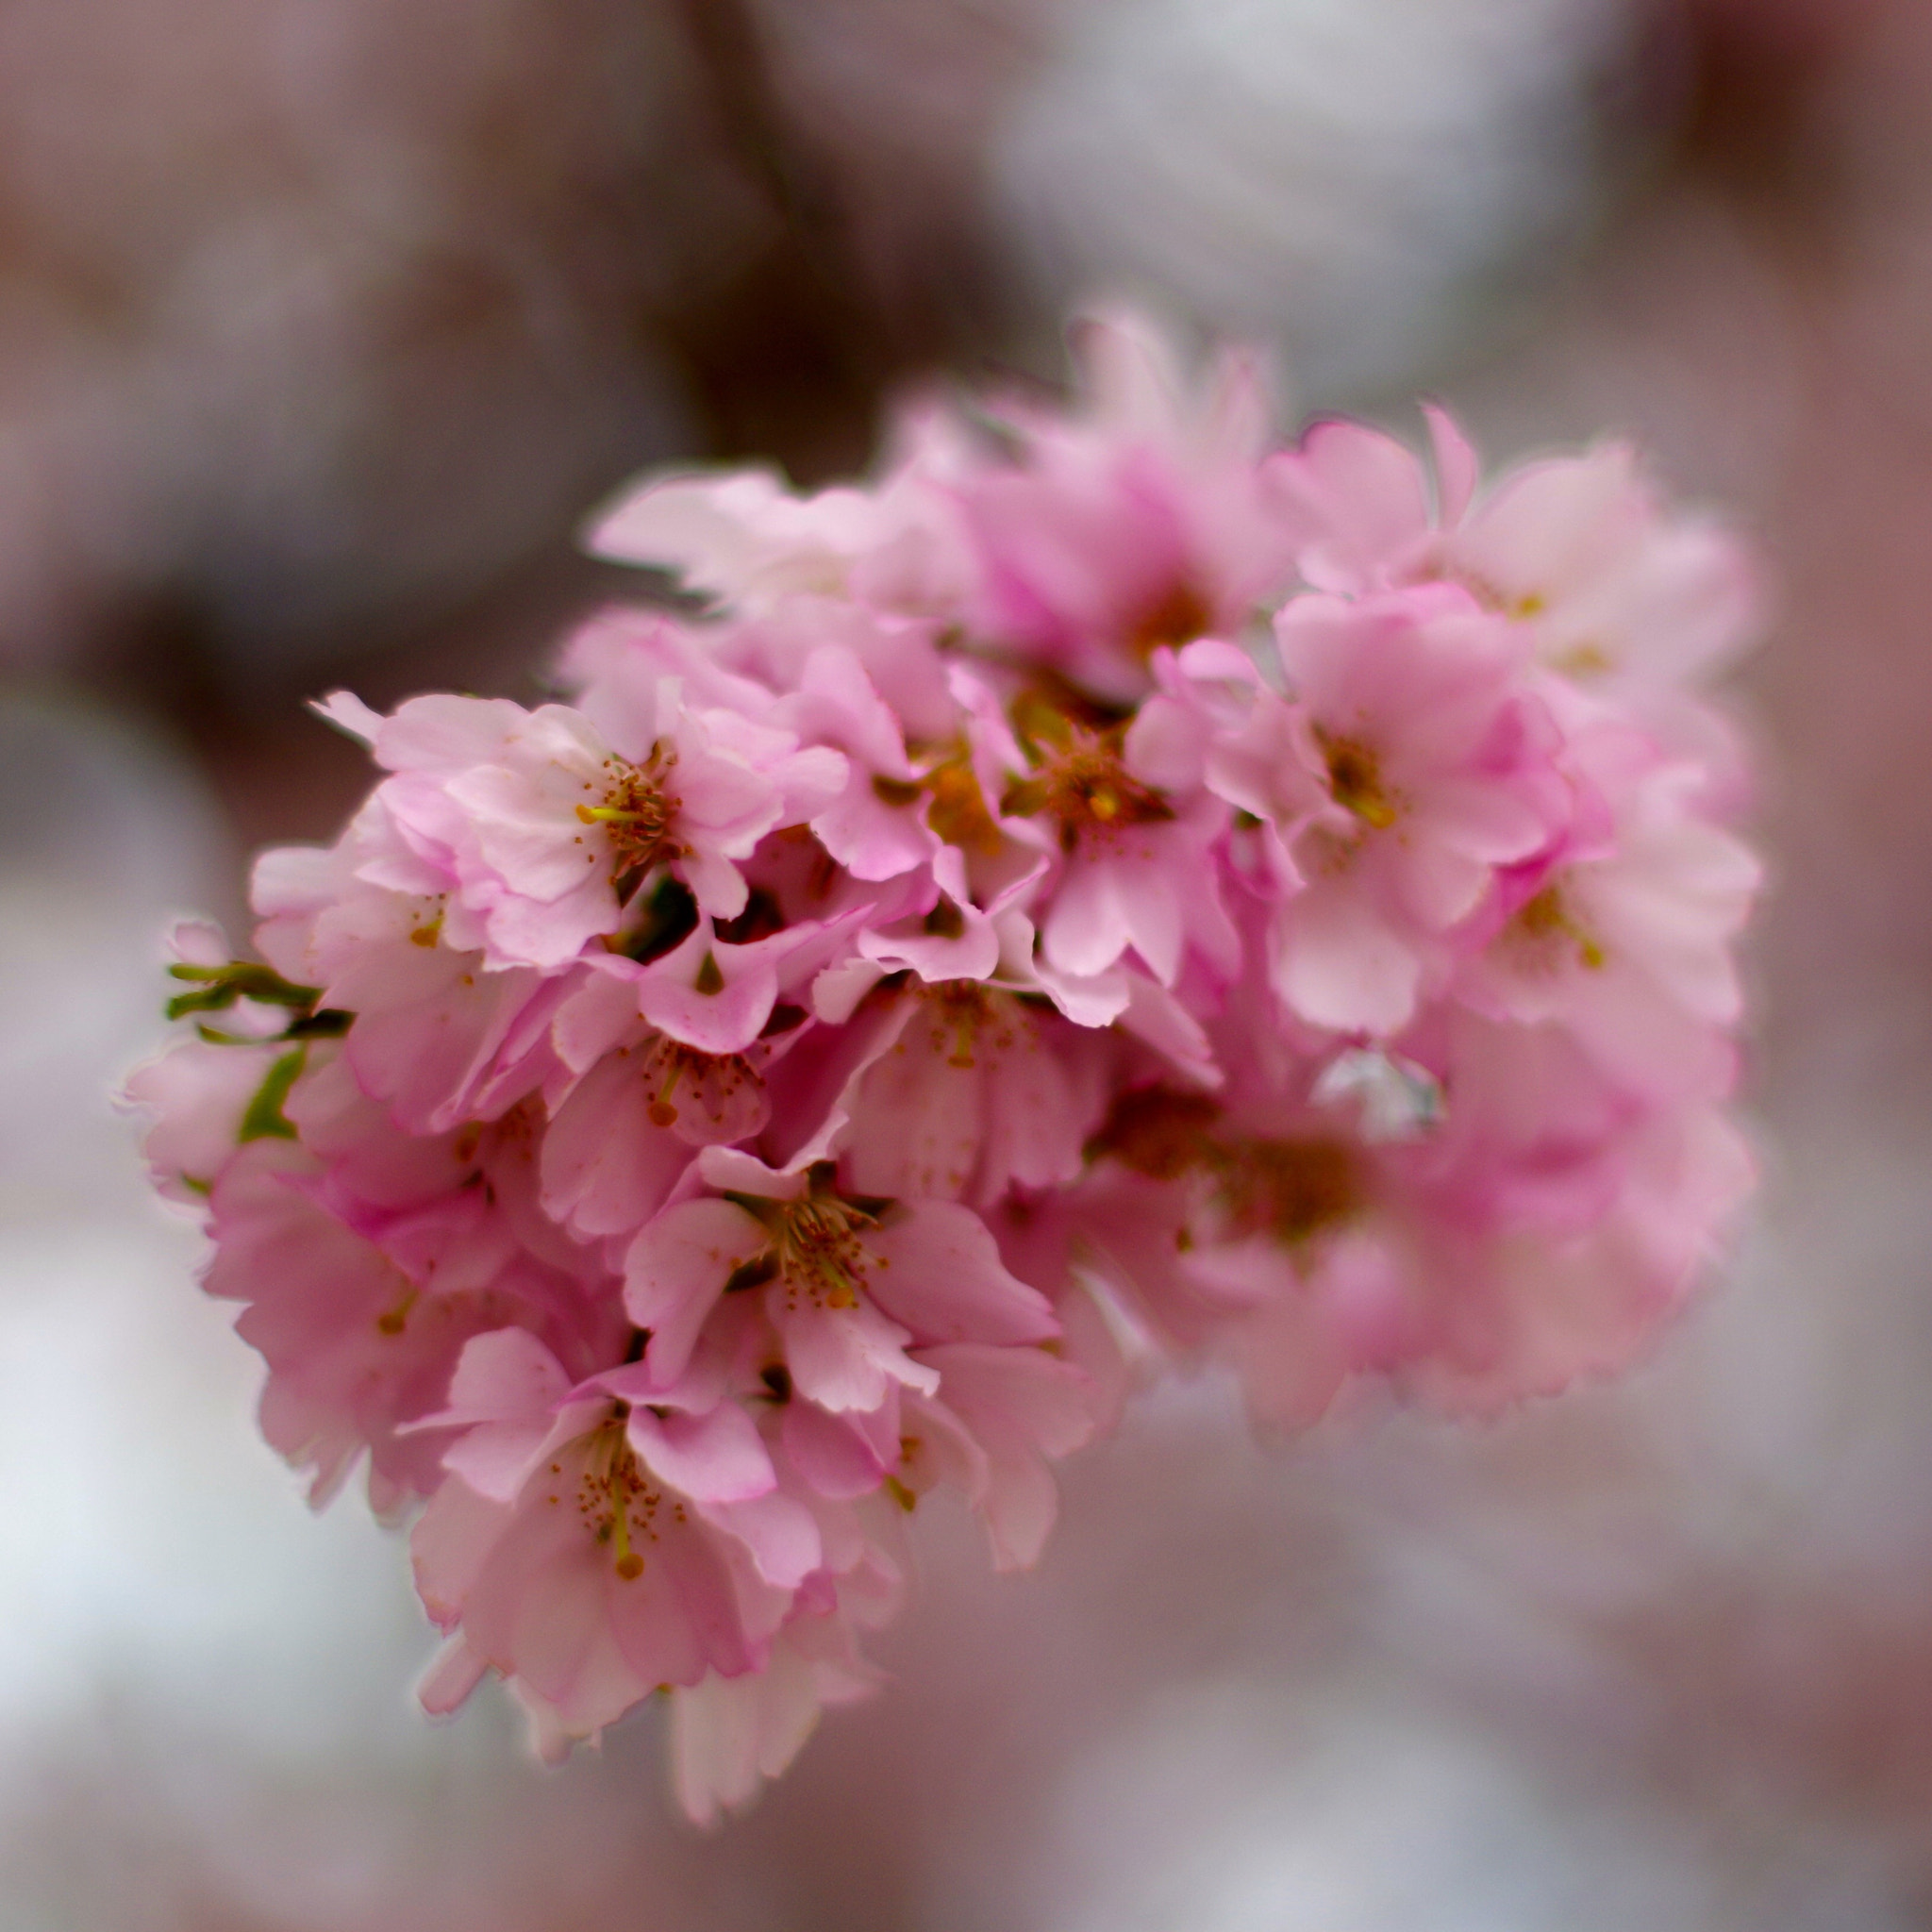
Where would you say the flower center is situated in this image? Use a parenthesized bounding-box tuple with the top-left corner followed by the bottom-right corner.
(1319, 732, 1398, 830)
(1509, 882, 1606, 972)
(1127, 578, 1214, 660)
(640, 1036, 760, 1132)
(920, 979, 1013, 1070)
(1087, 1095, 1361, 1252)
(1221, 1137, 1360, 1247)
(774, 1195, 877, 1311)
(922, 752, 1004, 857)
(1086, 1087, 1224, 1179)
(570, 1412, 678, 1581)
(1004, 732, 1174, 852)
(576, 745, 681, 882)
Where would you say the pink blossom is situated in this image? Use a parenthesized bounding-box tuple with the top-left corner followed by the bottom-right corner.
(410, 1326, 820, 1748)
(833, 979, 1108, 1208)
(586, 411, 977, 624)
(537, 931, 794, 1243)
(125, 1036, 293, 1207)
(1266, 585, 1570, 1034)
(320, 686, 846, 966)
(899, 1341, 1097, 1569)
(669, 1604, 884, 1826)
(1455, 724, 1761, 1101)
(132, 310, 1764, 1817)
(1273, 407, 1759, 692)
(250, 818, 558, 1136)
(773, 641, 942, 883)
(624, 1151, 1057, 1404)
(995, 693, 1241, 989)
(206, 1139, 548, 1516)
(956, 310, 1296, 702)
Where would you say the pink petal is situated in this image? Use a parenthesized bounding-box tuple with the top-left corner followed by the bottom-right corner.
(781, 1400, 891, 1499)
(778, 1297, 932, 1413)
(441, 1328, 572, 1427)
(700, 1491, 824, 1589)
(864, 1202, 1058, 1346)
(628, 1402, 776, 1505)
(1273, 884, 1423, 1036)
(624, 1198, 768, 1381)
(1423, 402, 1480, 527)
(635, 926, 778, 1055)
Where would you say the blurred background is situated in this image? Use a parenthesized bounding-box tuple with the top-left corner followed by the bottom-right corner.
(7, 0, 1932, 1924)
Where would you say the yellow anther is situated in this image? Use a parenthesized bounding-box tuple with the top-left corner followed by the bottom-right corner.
(1321, 734, 1398, 830)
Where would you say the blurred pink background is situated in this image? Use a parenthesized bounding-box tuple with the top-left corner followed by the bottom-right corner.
(8, 1, 1932, 1924)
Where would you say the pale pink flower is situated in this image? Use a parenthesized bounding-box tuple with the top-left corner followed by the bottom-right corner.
(586, 409, 978, 623)
(560, 603, 791, 727)
(205, 1140, 552, 1516)
(833, 978, 1108, 1208)
(1266, 585, 1570, 1035)
(1456, 724, 1761, 1101)
(773, 641, 942, 883)
(714, 594, 960, 748)
(623, 1149, 1057, 1403)
(319, 687, 846, 966)
(957, 310, 1296, 702)
(1272, 407, 1759, 691)
(286, 1051, 605, 1313)
(898, 1341, 1097, 1570)
(669, 1608, 882, 1824)
(411, 1326, 820, 1748)
(249, 817, 559, 1136)
(1400, 1102, 1757, 1416)
(124, 1036, 294, 1207)
(667, 1478, 909, 1823)
(1126, 637, 1327, 911)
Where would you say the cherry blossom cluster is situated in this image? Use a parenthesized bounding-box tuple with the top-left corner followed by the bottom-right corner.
(127, 315, 1761, 1821)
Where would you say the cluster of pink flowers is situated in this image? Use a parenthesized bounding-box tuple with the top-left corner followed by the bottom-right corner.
(128, 315, 1761, 1821)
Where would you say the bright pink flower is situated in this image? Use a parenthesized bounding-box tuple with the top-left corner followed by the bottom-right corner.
(536, 930, 799, 1243)
(991, 690, 1241, 989)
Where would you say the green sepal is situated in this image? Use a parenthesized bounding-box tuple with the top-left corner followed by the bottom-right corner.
(239, 1047, 307, 1142)
(165, 960, 323, 1023)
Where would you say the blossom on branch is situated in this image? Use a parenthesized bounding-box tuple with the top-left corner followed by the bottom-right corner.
(125, 311, 1762, 1824)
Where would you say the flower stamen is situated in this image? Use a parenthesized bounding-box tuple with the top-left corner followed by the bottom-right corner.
(1318, 731, 1398, 830)
(575, 745, 682, 881)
